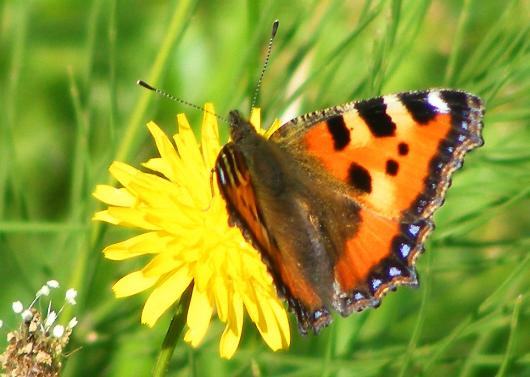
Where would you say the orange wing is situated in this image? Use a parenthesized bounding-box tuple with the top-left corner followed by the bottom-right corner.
(217, 91, 484, 334)
(272, 90, 484, 318)
(332, 208, 432, 315)
(273, 90, 483, 222)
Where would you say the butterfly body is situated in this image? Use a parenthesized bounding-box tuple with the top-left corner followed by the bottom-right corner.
(216, 90, 484, 334)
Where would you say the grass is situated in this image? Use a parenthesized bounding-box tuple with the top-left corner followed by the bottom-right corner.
(0, 0, 529, 376)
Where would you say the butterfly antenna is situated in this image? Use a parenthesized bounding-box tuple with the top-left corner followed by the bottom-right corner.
(137, 80, 229, 124)
(250, 19, 280, 111)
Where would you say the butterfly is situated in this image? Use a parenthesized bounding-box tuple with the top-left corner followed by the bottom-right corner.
(215, 90, 484, 334)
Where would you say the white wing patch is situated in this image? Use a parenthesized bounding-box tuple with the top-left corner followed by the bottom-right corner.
(427, 92, 450, 113)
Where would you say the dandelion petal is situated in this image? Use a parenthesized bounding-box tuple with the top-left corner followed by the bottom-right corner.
(214, 278, 229, 322)
(219, 293, 243, 359)
(241, 287, 263, 327)
(109, 161, 141, 190)
(185, 286, 213, 347)
(141, 267, 192, 327)
(174, 114, 202, 168)
(92, 209, 121, 224)
(142, 158, 176, 182)
(103, 231, 171, 260)
(106, 207, 160, 230)
(249, 108, 261, 132)
(200, 103, 221, 167)
(146, 121, 180, 182)
(252, 298, 282, 350)
(142, 252, 182, 278)
(112, 271, 158, 297)
(270, 297, 291, 347)
(264, 118, 282, 139)
(93, 185, 135, 207)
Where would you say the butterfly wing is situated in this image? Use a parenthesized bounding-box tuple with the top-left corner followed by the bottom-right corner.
(269, 89, 484, 325)
(272, 90, 484, 221)
(217, 91, 484, 334)
(216, 141, 333, 332)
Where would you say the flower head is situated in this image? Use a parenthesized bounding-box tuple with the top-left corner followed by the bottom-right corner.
(21, 310, 33, 323)
(44, 311, 57, 328)
(68, 317, 78, 329)
(37, 285, 50, 297)
(52, 325, 65, 338)
(46, 280, 60, 289)
(93, 104, 288, 358)
(1, 281, 77, 376)
(65, 289, 77, 305)
(12, 302, 23, 314)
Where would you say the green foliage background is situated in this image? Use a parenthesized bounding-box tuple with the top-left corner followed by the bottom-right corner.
(1, 0, 529, 376)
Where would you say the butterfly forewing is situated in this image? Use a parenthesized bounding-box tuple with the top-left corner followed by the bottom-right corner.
(272, 90, 484, 222)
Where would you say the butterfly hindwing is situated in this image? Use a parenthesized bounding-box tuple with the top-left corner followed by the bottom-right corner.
(216, 123, 333, 333)
(332, 209, 429, 316)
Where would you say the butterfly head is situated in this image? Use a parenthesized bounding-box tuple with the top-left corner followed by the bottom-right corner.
(228, 110, 258, 143)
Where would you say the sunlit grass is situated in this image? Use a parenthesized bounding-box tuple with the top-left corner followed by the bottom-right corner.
(0, 1, 528, 376)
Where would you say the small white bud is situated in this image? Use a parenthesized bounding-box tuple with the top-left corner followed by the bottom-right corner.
(0, 320, 3, 328)
(68, 317, 78, 329)
(21, 309, 33, 322)
(12, 301, 24, 314)
(45, 311, 57, 328)
(46, 280, 60, 288)
(37, 285, 50, 297)
(52, 325, 65, 338)
(65, 288, 77, 305)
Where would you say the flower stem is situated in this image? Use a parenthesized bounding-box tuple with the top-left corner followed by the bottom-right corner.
(152, 284, 193, 377)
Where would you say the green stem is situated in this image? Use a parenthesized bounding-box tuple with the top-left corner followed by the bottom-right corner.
(495, 295, 523, 377)
(152, 284, 193, 377)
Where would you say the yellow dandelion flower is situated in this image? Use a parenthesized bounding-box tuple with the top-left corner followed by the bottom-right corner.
(93, 104, 288, 359)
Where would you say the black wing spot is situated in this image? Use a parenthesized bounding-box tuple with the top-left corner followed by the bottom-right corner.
(355, 97, 396, 137)
(398, 91, 438, 125)
(386, 159, 399, 176)
(398, 142, 409, 156)
(348, 163, 372, 193)
(326, 115, 350, 151)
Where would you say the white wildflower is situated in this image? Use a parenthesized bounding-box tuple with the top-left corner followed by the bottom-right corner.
(68, 317, 78, 329)
(45, 311, 57, 328)
(52, 325, 65, 338)
(37, 285, 51, 297)
(21, 309, 33, 322)
(12, 301, 23, 314)
(47, 280, 60, 288)
(65, 288, 77, 305)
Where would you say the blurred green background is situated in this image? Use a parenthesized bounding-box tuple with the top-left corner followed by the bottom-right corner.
(1, 0, 529, 376)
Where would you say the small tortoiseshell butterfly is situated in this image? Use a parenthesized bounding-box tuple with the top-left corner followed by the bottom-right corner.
(215, 90, 484, 334)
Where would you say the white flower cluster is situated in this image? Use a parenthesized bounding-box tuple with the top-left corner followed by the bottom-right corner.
(3, 279, 78, 337)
